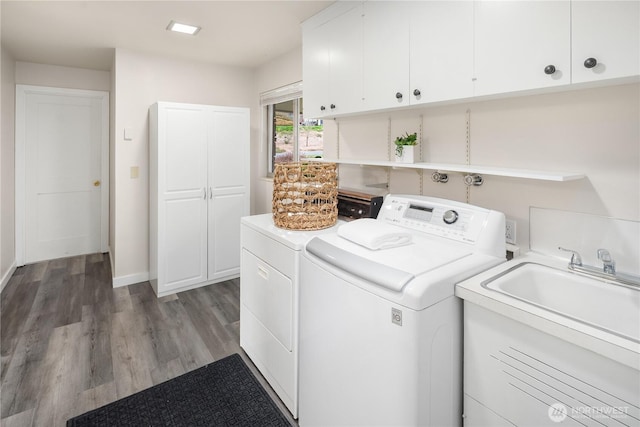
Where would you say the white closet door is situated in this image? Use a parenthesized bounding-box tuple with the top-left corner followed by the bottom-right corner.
(158, 105, 208, 289)
(18, 86, 108, 264)
(207, 108, 250, 281)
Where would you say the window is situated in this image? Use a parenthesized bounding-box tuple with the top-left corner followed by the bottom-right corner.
(261, 82, 323, 174)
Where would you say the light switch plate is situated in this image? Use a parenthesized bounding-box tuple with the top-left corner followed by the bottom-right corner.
(124, 127, 133, 141)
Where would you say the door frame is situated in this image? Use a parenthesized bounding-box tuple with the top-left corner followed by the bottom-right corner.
(15, 85, 109, 266)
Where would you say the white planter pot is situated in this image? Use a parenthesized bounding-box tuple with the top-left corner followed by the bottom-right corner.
(395, 145, 417, 163)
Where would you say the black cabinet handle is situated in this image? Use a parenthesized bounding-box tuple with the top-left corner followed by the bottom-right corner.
(584, 57, 598, 69)
(320, 106, 326, 111)
(395, 92, 403, 99)
(544, 65, 556, 75)
(330, 104, 336, 109)
(413, 89, 421, 96)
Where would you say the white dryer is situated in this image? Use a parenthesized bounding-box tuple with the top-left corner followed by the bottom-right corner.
(240, 214, 343, 417)
(298, 195, 506, 427)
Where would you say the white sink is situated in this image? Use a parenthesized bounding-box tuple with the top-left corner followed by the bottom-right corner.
(482, 262, 640, 343)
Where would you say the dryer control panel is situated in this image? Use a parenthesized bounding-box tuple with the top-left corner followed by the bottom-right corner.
(377, 195, 505, 255)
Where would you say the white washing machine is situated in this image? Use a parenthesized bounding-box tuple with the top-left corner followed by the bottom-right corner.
(240, 214, 343, 417)
(298, 195, 506, 427)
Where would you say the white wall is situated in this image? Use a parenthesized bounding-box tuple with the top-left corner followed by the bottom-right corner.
(322, 83, 640, 251)
(252, 46, 304, 214)
(1, 47, 17, 291)
(15, 61, 110, 91)
(112, 48, 254, 285)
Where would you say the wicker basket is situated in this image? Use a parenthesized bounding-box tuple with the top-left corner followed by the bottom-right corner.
(272, 162, 338, 230)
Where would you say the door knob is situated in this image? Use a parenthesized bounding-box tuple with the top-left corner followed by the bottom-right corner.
(93, 180, 101, 187)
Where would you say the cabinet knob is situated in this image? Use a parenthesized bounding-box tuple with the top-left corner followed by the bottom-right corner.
(584, 57, 598, 69)
(413, 89, 421, 96)
(395, 92, 403, 99)
(320, 105, 326, 111)
(330, 104, 336, 109)
(544, 65, 556, 75)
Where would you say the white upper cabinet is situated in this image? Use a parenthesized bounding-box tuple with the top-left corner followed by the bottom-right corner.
(303, 19, 330, 119)
(303, 0, 638, 117)
(409, 1, 474, 104)
(362, 1, 410, 111)
(302, 2, 363, 118)
(571, 0, 640, 84)
(473, 0, 571, 96)
(361, 1, 473, 110)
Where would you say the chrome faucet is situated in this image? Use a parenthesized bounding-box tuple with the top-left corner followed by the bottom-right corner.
(557, 246, 638, 287)
(558, 247, 582, 267)
(597, 248, 616, 274)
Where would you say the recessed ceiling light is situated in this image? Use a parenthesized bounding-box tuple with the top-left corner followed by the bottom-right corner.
(166, 20, 201, 35)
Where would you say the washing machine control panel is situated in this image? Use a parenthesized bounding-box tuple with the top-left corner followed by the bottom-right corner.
(377, 195, 501, 245)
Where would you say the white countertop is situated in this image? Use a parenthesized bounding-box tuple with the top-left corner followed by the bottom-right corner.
(241, 214, 344, 251)
(455, 252, 640, 370)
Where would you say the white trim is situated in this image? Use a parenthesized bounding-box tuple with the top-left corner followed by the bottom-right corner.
(112, 271, 150, 288)
(260, 81, 302, 106)
(15, 85, 110, 266)
(153, 274, 239, 298)
(0, 262, 18, 294)
(109, 246, 116, 284)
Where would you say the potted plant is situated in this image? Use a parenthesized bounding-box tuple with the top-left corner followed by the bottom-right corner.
(394, 132, 418, 163)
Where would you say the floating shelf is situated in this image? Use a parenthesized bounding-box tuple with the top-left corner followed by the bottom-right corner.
(308, 158, 585, 182)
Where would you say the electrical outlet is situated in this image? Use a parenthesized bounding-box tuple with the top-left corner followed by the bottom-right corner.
(505, 219, 516, 244)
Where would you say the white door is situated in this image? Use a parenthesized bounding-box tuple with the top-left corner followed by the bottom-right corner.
(473, 0, 570, 96)
(16, 85, 109, 265)
(362, 1, 410, 111)
(571, 1, 640, 84)
(410, 0, 474, 104)
(158, 104, 208, 290)
(327, 4, 363, 116)
(302, 18, 331, 119)
(207, 107, 250, 281)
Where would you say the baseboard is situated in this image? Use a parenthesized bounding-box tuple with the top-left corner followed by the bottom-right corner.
(112, 271, 150, 288)
(154, 273, 239, 298)
(108, 247, 150, 288)
(0, 261, 18, 294)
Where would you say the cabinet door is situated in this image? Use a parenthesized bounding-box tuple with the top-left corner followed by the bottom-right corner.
(158, 105, 208, 290)
(474, 0, 570, 96)
(303, 21, 330, 119)
(410, 1, 474, 104)
(572, 1, 640, 84)
(327, 4, 363, 116)
(362, 1, 410, 111)
(208, 108, 250, 281)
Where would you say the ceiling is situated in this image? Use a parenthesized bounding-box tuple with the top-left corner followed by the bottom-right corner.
(1, 0, 334, 71)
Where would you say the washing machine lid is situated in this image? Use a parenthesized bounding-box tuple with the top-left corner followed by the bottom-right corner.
(306, 233, 472, 292)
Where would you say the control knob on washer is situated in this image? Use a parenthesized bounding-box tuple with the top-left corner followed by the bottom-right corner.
(443, 210, 459, 224)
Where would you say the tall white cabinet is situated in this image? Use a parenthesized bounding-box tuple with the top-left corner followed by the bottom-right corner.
(149, 102, 250, 297)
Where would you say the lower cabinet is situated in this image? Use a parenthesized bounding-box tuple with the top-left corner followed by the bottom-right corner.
(149, 102, 250, 297)
(463, 303, 640, 426)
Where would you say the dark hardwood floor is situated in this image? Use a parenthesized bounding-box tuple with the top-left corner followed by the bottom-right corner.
(0, 253, 296, 426)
